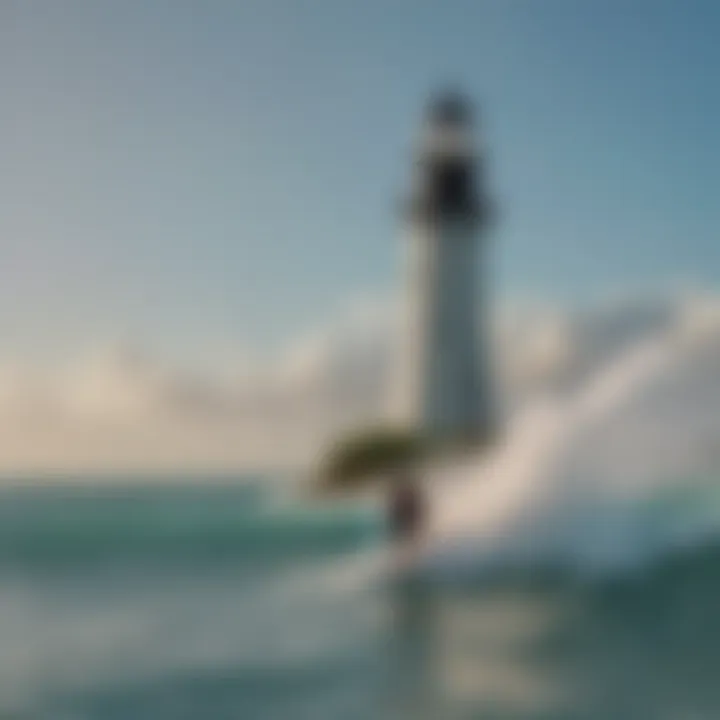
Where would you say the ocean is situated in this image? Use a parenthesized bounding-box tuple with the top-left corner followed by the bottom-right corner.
(4, 473, 720, 720)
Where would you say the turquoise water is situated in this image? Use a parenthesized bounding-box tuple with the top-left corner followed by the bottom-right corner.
(4, 477, 720, 719)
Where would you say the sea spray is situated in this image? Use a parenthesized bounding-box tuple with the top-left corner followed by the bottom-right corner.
(419, 317, 720, 577)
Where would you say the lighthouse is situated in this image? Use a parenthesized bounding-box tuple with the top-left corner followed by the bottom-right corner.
(394, 91, 495, 444)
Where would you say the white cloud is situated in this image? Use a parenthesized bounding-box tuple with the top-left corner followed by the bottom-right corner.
(0, 290, 718, 476)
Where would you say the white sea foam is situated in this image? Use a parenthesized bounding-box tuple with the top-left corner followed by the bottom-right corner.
(416, 306, 720, 575)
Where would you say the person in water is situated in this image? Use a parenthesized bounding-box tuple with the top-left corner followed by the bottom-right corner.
(388, 470, 426, 563)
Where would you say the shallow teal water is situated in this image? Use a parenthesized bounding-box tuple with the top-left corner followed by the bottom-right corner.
(4, 477, 720, 719)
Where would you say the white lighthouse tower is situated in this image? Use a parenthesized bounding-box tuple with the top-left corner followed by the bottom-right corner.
(394, 91, 495, 444)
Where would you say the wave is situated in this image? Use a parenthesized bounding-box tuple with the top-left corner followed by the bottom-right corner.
(418, 311, 720, 577)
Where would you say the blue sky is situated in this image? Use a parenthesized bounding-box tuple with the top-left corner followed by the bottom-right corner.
(3, 0, 720, 366)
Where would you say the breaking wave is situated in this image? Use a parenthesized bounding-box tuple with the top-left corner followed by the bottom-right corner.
(421, 302, 720, 577)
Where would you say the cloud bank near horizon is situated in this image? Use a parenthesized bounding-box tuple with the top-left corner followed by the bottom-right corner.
(0, 290, 719, 475)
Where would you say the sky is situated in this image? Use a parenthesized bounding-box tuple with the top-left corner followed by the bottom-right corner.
(3, 0, 720, 369)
